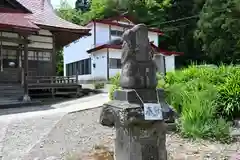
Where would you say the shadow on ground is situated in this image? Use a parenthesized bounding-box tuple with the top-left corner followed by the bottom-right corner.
(0, 92, 102, 116)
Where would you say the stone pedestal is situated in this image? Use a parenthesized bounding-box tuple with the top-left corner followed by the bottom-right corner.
(100, 89, 172, 160)
(114, 111, 167, 160)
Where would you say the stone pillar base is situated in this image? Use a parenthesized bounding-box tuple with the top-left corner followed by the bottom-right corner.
(100, 89, 174, 160)
(115, 120, 167, 160)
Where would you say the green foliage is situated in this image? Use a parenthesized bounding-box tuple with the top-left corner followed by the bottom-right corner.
(56, 49, 64, 76)
(216, 67, 240, 119)
(166, 65, 240, 120)
(75, 0, 91, 12)
(109, 73, 120, 87)
(109, 84, 120, 100)
(109, 73, 120, 100)
(94, 82, 105, 89)
(195, 0, 240, 64)
(164, 65, 240, 142)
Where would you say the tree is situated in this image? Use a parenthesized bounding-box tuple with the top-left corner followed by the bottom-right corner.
(56, 0, 85, 25)
(195, 0, 240, 64)
(75, 0, 91, 12)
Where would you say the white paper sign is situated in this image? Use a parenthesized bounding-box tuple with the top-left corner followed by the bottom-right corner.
(144, 103, 163, 120)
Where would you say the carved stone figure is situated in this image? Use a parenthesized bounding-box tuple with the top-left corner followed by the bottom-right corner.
(120, 24, 158, 89)
(100, 24, 172, 160)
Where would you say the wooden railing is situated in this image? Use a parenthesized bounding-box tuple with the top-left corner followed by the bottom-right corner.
(27, 76, 78, 85)
(27, 75, 81, 97)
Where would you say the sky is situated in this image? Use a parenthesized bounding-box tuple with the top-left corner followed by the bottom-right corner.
(51, 0, 76, 8)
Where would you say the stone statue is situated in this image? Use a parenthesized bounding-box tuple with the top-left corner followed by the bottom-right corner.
(100, 24, 173, 160)
(120, 24, 158, 89)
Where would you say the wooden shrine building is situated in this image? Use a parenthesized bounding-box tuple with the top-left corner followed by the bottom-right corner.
(0, 0, 90, 102)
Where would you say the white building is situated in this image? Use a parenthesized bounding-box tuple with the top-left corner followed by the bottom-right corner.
(64, 15, 183, 82)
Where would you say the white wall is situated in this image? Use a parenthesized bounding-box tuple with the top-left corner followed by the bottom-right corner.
(148, 32, 158, 46)
(95, 23, 160, 45)
(91, 49, 108, 80)
(154, 54, 165, 74)
(63, 27, 94, 76)
(109, 49, 121, 78)
(95, 23, 110, 45)
(165, 55, 175, 72)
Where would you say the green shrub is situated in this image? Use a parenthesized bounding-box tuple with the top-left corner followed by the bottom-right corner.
(172, 80, 231, 142)
(108, 65, 238, 141)
(109, 73, 120, 87)
(109, 85, 120, 100)
(94, 82, 105, 89)
(216, 68, 240, 119)
(166, 64, 240, 120)
(164, 64, 240, 142)
(109, 73, 121, 100)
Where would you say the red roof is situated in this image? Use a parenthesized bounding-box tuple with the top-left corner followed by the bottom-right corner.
(0, 11, 39, 32)
(86, 44, 183, 56)
(0, 0, 90, 33)
(16, 0, 90, 32)
(0, 0, 91, 46)
(85, 15, 164, 35)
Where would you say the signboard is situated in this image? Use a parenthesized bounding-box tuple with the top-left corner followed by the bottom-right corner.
(144, 103, 163, 120)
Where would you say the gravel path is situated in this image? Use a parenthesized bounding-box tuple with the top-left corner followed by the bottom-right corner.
(23, 108, 240, 160)
(24, 108, 114, 160)
(1, 114, 65, 160)
(0, 93, 109, 160)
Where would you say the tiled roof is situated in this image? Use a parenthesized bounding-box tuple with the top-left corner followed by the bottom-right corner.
(16, 0, 90, 32)
(0, 12, 39, 31)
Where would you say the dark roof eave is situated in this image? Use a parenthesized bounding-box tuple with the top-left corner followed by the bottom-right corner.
(87, 44, 184, 56)
(0, 23, 40, 33)
(38, 24, 91, 35)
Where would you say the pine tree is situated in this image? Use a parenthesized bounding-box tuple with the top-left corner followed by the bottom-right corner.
(75, 0, 91, 12)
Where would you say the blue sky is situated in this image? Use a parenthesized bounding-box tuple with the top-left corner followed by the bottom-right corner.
(51, 0, 76, 8)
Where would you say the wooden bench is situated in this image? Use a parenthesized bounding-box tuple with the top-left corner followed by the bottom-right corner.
(27, 76, 82, 98)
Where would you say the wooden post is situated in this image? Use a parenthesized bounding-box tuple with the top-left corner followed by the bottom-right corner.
(23, 35, 31, 102)
(0, 32, 3, 72)
(51, 76, 55, 98)
(163, 55, 166, 76)
(76, 70, 79, 84)
(52, 33, 56, 76)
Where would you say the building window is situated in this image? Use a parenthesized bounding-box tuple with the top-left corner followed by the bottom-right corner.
(66, 58, 91, 76)
(28, 51, 38, 60)
(110, 58, 121, 69)
(21, 51, 51, 61)
(1, 49, 17, 68)
(110, 30, 123, 37)
(38, 52, 51, 61)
